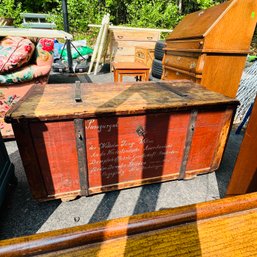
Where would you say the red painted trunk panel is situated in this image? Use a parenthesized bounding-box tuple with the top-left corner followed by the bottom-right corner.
(87, 112, 188, 188)
(30, 121, 80, 195)
(186, 110, 226, 171)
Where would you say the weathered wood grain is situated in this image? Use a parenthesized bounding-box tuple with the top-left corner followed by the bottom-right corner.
(5, 81, 237, 122)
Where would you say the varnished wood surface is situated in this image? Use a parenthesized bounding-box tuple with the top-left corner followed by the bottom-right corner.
(163, 0, 257, 98)
(1, 192, 257, 256)
(166, 0, 257, 53)
(5, 81, 238, 122)
(200, 54, 247, 97)
(166, 1, 230, 41)
(204, 0, 257, 53)
(227, 95, 257, 195)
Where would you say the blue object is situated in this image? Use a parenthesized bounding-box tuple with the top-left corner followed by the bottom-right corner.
(235, 103, 254, 134)
(53, 39, 64, 61)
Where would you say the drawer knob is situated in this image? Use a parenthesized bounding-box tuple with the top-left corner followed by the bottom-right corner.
(137, 52, 145, 58)
(136, 126, 145, 137)
(117, 35, 123, 39)
(147, 36, 153, 40)
(176, 72, 180, 76)
(189, 62, 196, 69)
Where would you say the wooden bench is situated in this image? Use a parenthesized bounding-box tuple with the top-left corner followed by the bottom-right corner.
(20, 13, 56, 29)
(1, 192, 257, 256)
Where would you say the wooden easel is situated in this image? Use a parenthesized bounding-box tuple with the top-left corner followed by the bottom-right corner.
(88, 14, 110, 75)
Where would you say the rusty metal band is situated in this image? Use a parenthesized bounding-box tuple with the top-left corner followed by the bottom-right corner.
(74, 81, 82, 102)
(178, 110, 198, 179)
(74, 118, 89, 196)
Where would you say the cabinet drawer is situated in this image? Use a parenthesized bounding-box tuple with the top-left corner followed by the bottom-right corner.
(112, 55, 135, 63)
(162, 66, 201, 83)
(111, 41, 156, 56)
(165, 39, 204, 52)
(112, 30, 160, 41)
(163, 53, 203, 73)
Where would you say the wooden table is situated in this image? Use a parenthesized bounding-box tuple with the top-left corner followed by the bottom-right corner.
(1, 192, 257, 256)
(112, 62, 150, 82)
(0, 27, 72, 39)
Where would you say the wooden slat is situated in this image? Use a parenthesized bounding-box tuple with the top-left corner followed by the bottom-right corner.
(88, 24, 172, 33)
(5, 81, 238, 122)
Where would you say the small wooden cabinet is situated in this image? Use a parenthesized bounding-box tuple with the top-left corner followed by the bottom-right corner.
(5, 82, 238, 201)
(162, 0, 257, 98)
(135, 46, 155, 70)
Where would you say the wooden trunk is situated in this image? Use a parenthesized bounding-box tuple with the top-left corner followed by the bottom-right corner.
(5, 81, 238, 201)
(162, 0, 257, 98)
(1, 192, 257, 256)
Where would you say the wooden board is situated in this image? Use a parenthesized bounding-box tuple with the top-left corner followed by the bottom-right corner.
(227, 95, 257, 195)
(1, 192, 257, 256)
(166, 1, 230, 40)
